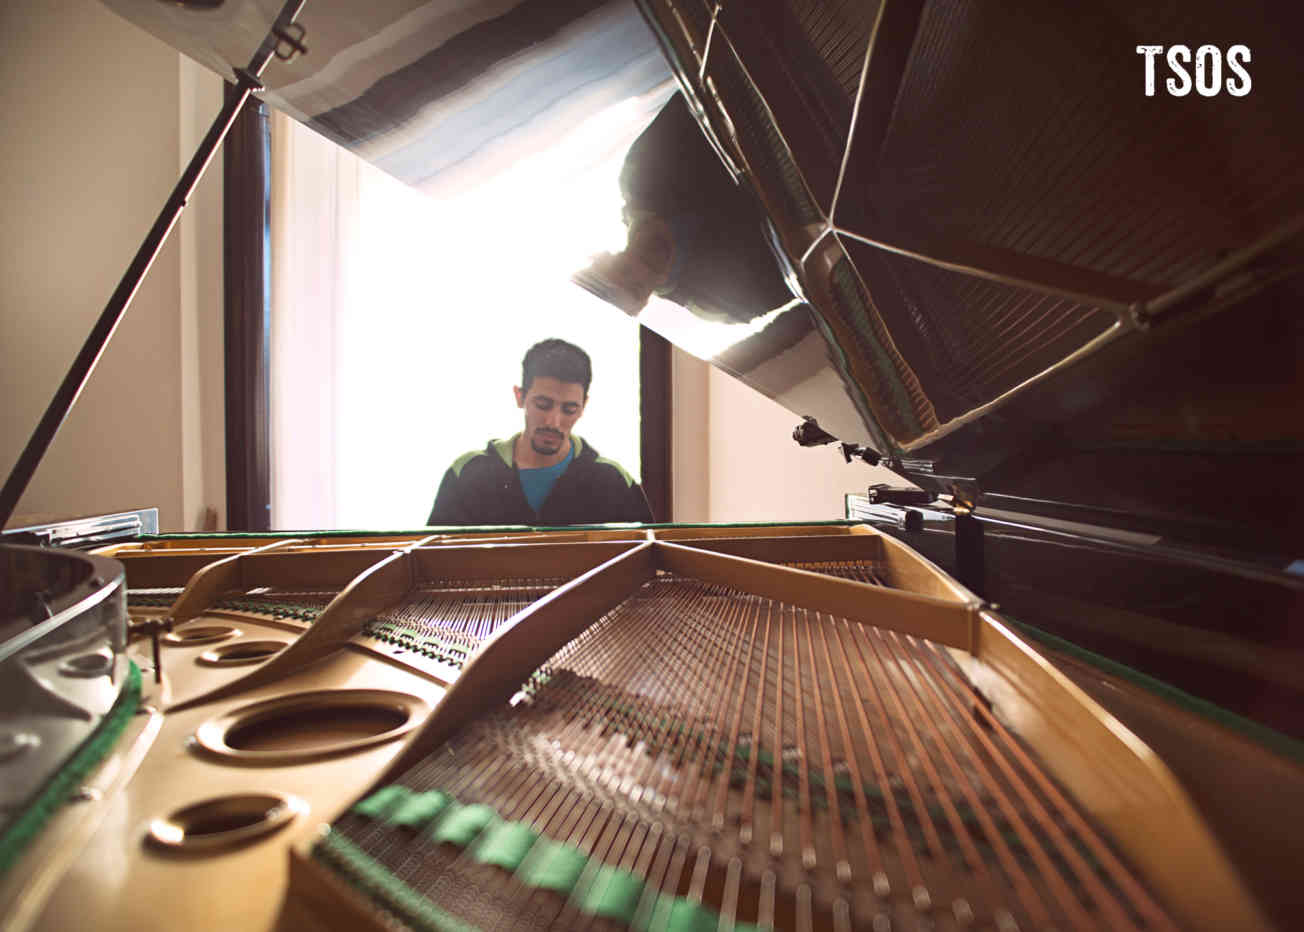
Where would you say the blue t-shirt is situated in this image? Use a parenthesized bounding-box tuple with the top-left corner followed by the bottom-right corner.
(518, 442, 574, 514)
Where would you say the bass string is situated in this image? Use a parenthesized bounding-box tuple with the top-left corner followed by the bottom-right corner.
(858, 621, 1044, 926)
(497, 578, 757, 927)
(461, 583, 725, 928)
(916, 637, 1176, 931)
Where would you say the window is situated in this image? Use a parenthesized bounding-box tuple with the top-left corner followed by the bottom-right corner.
(266, 91, 671, 528)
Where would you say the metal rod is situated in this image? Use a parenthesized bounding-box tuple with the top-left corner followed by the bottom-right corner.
(1140, 210, 1304, 318)
(831, 224, 1151, 314)
(151, 627, 163, 685)
(0, 0, 308, 530)
(826, 0, 890, 225)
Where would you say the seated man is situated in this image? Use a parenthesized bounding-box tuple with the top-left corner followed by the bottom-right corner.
(426, 339, 653, 526)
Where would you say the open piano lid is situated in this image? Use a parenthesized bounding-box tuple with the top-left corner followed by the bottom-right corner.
(618, 0, 1304, 552)
(101, 0, 1303, 552)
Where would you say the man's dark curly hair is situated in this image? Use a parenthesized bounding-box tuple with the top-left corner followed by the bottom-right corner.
(521, 339, 592, 396)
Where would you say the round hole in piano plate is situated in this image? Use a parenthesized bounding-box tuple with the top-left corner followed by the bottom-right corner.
(163, 624, 241, 647)
(196, 640, 288, 667)
(193, 689, 428, 764)
(58, 648, 114, 678)
(146, 792, 306, 853)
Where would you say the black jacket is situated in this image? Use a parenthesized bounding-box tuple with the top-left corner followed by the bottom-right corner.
(426, 435, 653, 527)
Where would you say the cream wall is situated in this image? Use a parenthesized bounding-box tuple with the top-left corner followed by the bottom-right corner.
(0, 0, 225, 532)
(671, 347, 901, 523)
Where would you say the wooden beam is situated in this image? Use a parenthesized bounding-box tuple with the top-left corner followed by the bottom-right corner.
(169, 550, 413, 712)
(410, 540, 644, 583)
(655, 540, 975, 648)
(169, 538, 302, 623)
(665, 532, 886, 565)
(376, 541, 656, 781)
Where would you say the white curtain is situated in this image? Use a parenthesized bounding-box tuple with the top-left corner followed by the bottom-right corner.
(267, 81, 673, 529)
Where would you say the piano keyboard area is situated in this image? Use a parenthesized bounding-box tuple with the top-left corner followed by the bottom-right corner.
(317, 573, 1175, 931)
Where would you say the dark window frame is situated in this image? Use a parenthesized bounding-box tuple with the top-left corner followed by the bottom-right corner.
(639, 325, 672, 522)
(223, 86, 272, 531)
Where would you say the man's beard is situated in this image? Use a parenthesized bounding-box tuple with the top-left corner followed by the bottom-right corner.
(530, 430, 563, 455)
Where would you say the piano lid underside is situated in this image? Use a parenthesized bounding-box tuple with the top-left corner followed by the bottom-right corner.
(633, 0, 1304, 467)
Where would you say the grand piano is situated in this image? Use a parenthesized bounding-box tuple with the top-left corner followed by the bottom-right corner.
(1, 1, 1301, 930)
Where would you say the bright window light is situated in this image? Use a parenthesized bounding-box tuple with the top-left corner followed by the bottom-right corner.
(271, 85, 674, 529)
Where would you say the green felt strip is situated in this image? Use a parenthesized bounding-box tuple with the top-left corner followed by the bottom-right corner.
(390, 790, 452, 829)
(472, 819, 538, 871)
(643, 895, 717, 932)
(641, 895, 767, 932)
(580, 863, 644, 922)
(352, 785, 410, 820)
(429, 803, 497, 847)
(327, 787, 776, 931)
(0, 661, 141, 880)
(516, 838, 589, 894)
(315, 829, 478, 932)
